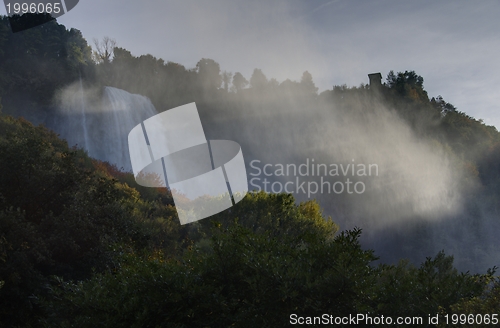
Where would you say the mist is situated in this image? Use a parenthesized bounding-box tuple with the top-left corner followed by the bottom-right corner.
(51, 71, 500, 273)
(3, 4, 500, 325)
(54, 81, 157, 172)
(195, 86, 490, 270)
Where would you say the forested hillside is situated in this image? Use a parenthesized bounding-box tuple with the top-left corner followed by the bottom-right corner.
(1, 15, 500, 327)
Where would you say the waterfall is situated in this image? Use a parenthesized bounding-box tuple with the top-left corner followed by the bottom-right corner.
(56, 84, 157, 172)
(78, 76, 90, 152)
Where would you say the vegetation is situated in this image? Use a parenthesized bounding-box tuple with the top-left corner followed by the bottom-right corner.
(0, 14, 499, 327)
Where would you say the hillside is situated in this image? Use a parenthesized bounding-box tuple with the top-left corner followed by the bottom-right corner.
(1, 15, 500, 327)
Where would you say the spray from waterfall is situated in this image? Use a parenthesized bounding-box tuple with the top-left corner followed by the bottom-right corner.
(55, 84, 157, 172)
(78, 74, 91, 153)
(52, 78, 495, 272)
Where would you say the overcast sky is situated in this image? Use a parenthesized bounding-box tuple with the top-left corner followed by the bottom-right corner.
(3, 0, 499, 127)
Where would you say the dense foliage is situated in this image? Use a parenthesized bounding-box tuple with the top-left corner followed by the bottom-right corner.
(0, 117, 497, 326)
(1, 14, 500, 327)
(0, 15, 92, 114)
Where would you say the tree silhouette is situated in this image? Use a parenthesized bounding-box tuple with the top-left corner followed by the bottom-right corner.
(232, 72, 248, 92)
(92, 36, 116, 64)
(196, 58, 222, 91)
(221, 71, 233, 92)
(300, 70, 318, 94)
(250, 68, 268, 90)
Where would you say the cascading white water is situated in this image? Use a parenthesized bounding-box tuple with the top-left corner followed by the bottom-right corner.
(56, 84, 157, 172)
(78, 76, 90, 152)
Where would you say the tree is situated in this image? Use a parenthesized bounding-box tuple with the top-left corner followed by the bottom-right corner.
(300, 70, 318, 94)
(249, 68, 268, 90)
(279, 78, 300, 94)
(196, 58, 222, 91)
(386, 70, 425, 98)
(386, 70, 428, 102)
(221, 71, 233, 92)
(268, 78, 279, 89)
(374, 251, 489, 319)
(432, 95, 456, 113)
(92, 36, 116, 64)
(386, 70, 423, 89)
(440, 276, 500, 328)
(232, 72, 248, 92)
(66, 29, 93, 72)
(0, 16, 93, 106)
(0, 115, 158, 326)
(44, 194, 378, 327)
